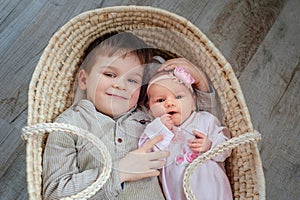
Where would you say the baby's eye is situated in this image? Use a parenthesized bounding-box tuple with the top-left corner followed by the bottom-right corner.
(176, 95, 183, 99)
(103, 73, 116, 78)
(156, 98, 165, 103)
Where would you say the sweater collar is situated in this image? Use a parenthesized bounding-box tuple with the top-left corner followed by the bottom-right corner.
(76, 99, 137, 121)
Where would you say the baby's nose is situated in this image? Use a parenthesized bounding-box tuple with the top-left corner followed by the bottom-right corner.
(165, 98, 176, 107)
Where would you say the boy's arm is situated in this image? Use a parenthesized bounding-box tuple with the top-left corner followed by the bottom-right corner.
(43, 112, 124, 200)
(194, 87, 217, 114)
(43, 130, 124, 199)
(43, 131, 94, 199)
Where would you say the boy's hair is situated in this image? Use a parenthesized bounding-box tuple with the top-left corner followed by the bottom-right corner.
(81, 32, 152, 73)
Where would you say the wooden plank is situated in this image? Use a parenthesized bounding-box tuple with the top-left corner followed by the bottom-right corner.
(0, 0, 48, 57)
(0, 118, 23, 178)
(0, 144, 27, 200)
(239, 0, 300, 199)
(0, 107, 27, 177)
(200, 0, 285, 77)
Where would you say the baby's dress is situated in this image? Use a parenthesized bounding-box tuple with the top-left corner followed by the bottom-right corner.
(139, 111, 233, 200)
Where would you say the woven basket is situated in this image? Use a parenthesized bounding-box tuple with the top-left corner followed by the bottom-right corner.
(22, 5, 265, 200)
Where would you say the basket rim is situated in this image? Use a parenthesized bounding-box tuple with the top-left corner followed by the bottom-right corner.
(25, 5, 265, 200)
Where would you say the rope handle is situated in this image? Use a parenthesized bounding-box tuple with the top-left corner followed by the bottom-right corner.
(22, 122, 112, 200)
(183, 130, 261, 200)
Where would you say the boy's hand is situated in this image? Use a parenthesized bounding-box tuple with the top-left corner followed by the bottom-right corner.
(158, 58, 210, 92)
(188, 130, 212, 153)
(160, 114, 174, 130)
(119, 135, 169, 182)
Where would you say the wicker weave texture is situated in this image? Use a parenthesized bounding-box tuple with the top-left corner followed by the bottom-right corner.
(24, 6, 265, 200)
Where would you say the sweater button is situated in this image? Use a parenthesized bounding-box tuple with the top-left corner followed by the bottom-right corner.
(117, 138, 123, 143)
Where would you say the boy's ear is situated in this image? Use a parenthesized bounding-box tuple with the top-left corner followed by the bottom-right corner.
(78, 69, 87, 90)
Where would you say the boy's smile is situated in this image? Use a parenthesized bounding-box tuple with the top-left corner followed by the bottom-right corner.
(107, 93, 128, 100)
(78, 52, 144, 118)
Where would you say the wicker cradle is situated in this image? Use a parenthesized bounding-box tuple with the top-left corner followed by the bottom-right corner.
(22, 6, 265, 200)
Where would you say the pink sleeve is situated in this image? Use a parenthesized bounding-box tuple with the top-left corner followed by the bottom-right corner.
(207, 115, 232, 162)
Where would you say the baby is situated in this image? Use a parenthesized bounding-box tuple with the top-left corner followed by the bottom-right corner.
(139, 66, 233, 200)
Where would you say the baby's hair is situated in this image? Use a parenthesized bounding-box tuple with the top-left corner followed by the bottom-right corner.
(81, 31, 153, 73)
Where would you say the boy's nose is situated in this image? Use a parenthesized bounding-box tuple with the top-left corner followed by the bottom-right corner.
(112, 79, 126, 90)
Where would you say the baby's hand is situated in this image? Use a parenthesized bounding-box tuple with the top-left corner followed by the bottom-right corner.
(188, 130, 212, 153)
(160, 114, 174, 130)
(158, 58, 210, 92)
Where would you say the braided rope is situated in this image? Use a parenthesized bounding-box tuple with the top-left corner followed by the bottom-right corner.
(183, 131, 261, 200)
(22, 123, 112, 200)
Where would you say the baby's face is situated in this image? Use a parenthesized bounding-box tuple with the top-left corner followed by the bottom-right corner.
(148, 79, 195, 126)
(79, 52, 144, 117)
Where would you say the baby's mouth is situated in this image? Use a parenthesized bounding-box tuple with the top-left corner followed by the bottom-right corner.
(168, 111, 177, 115)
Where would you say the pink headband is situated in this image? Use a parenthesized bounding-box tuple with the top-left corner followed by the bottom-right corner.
(148, 66, 195, 93)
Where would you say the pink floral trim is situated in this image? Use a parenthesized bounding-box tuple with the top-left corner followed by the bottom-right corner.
(175, 147, 199, 166)
(174, 66, 195, 85)
(175, 154, 184, 166)
(186, 152, 199, 163)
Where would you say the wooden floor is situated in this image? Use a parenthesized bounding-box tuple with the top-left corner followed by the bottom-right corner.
(0, 0, 299, 199)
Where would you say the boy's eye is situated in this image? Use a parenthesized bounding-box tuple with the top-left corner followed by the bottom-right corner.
(176, 95, 183, 99)
(128, 79, 138, 84)
(103, 73, 116, 78)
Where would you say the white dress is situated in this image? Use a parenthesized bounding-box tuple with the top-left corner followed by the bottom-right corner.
(139, 111, 233, 200)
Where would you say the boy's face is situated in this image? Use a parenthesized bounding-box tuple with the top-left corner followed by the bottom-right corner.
(148, 79, 196, 126)
(78, 53, 144, 117)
